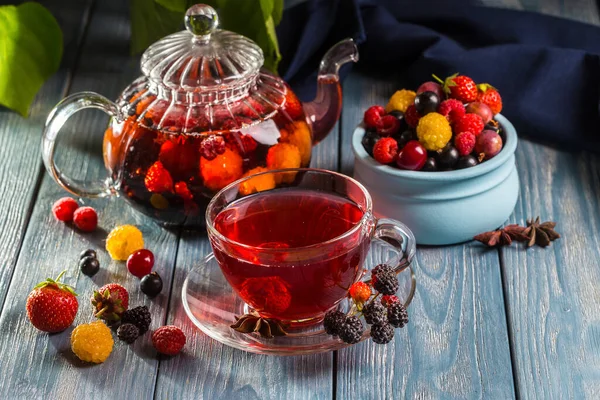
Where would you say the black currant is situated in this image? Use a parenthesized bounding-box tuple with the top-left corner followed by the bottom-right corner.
(80, 249, 97, 260)
(456, 155, 479, 169)
(437, 145, 459, 169)
(361, 129, 379, 156)
(414, 91, 440, 115)
(79, 256, 100, 276)
(140, 272, 163, 297)
(421, 157, 437, 172)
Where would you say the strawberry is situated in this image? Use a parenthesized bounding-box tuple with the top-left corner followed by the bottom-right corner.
(434, 74, 478, 103)
(372, 137, 399, 164)
(477, 84, 503, 115)
(26, 270, 78, 333)
(145, 161, 173, 193)
(91, 283, 129, 322)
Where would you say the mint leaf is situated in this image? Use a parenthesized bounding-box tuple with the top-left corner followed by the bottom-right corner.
(0, 2, 62, 116)
(132, 0, 283, 72)
(130, 0, 183, 54)
(154, 0, 188, 13)
(216, 0, 282, 72)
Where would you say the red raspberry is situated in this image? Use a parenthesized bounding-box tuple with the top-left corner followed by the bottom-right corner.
(372, 137, 399, 164)
(152, 325, 186, 355)
(52, 197, 79, 222)
(438, 99, 465, 124)
(454, 131, 477, 156)
(381, 295, 400, 308)
(376, 115, 401, 137)
(454, 113, 484, 136)
(283, 92, 303, 120)
(404, 105, 421, 128)
(73, 207, 97, 232)
(145, 161, 173, 193)
(349, 282, 371, 304)
(239, 134, 258, 153)
(158, 140, 197, 178)
(363, 105, 385, 129)
(199, 136, 226, 160)
(174, 181, 193, 201)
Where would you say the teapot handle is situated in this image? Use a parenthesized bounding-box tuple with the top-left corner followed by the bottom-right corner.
(41, 92, 120, 198)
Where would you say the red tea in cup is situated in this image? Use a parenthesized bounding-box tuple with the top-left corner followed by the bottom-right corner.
(212, 188, 369, 321)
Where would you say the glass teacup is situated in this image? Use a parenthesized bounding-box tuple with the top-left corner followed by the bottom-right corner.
(206, 169, 416, 324)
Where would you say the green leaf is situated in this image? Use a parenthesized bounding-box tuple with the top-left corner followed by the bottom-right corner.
(271, 0, 283, 25)
(0, 2, 63, 116)
(130, 0, 183, 54)
(215, 0, 281, 72)
(154, 0, 189, 13)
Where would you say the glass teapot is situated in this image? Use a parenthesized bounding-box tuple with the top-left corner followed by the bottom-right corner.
(42, 4, 358, 227)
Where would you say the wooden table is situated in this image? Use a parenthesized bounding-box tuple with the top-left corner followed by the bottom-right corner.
(1, 0, 599, 398)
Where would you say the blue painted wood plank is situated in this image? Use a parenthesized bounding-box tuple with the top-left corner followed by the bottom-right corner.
(0, 0, 181, 397)
(336, 72, 515, 399)
(153, 126, 339, 400)
(500, 141, 600, 399)
(0, 0, 93, 315)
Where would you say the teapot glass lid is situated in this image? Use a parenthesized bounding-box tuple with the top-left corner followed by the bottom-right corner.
(140, 4, 265, 93)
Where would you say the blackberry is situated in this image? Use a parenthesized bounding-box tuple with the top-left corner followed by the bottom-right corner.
(371, 264, 399, 295)
(121, 305, 151, 334)
(339, 316, 364, 344)
(388, 302, 409, 328)
(323, 310, 346, 336)
(371, 323, 394, 344)
(363, 301, 387, 325)
(117, 323, 140, 344)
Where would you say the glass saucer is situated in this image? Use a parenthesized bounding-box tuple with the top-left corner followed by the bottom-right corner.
(182, 239, 416, 355)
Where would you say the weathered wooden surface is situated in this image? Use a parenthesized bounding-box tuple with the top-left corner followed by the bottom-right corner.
(337, 72, 515, 399)
(501, 142, 600, 399)
(0, 0, 599, 399)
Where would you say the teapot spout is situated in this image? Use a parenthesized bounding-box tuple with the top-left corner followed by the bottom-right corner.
(303, 38, 359, 144)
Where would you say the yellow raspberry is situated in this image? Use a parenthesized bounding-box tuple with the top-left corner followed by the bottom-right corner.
(385, 89, 416, 113)
(281, 121, 312, 166)
(239, 167, 276, 196)
(71, 321, 114, 363)
(266, 143, 301, 184)
(416, 112, 452, 151)
(105, 225, 144, 261)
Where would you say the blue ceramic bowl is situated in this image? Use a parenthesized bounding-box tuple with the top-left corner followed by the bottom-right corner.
(352, 114, 519, 245)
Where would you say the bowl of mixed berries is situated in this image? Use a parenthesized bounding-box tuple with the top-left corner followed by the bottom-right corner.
(352, 74, 519, 245)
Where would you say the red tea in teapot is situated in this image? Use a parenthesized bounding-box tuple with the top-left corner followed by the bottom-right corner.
(103, 77, 311, 227)
(211, 188, 367, 321)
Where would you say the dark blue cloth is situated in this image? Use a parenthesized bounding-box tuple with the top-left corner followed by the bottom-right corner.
(277, 0, 600, 153)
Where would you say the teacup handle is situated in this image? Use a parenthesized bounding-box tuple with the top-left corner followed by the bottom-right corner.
(369, 218, 417, 308)
(41, 92, 121, 198)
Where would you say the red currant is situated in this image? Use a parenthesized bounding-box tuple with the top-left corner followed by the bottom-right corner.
(126, 249, 155, 278)
(396, 140, 427, 170)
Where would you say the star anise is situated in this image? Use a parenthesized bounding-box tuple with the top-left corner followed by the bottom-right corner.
(474, 224, 528, 247)
(230, 311, 288, 338)
(522, 217, 560, 247)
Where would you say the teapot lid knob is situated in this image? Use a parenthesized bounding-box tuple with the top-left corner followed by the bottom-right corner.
(185, 4, 219, 39)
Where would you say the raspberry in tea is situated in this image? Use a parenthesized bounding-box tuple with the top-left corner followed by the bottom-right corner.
(212, 188, 368, 322)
